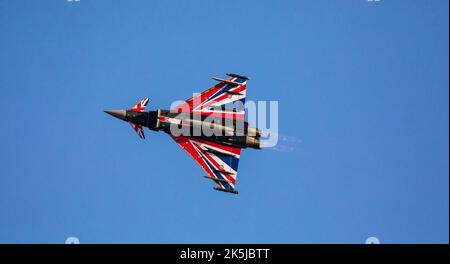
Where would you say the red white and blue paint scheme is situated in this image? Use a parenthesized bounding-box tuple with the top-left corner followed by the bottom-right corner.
(128, 98, 149, 139)
(104, 73, 261, 194)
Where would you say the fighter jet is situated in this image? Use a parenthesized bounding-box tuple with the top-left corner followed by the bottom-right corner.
(104, 73, 261, 194)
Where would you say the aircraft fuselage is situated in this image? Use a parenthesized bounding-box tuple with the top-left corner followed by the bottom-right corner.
(105, 109, 261, 149)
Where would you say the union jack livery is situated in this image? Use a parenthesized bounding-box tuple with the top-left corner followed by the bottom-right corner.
(129, 97, 148, 139)
(130, 97, 149, 112)
(104, 74, 261, 194)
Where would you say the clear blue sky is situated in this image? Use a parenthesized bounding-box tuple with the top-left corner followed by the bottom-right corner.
(0, 0, 448, 243)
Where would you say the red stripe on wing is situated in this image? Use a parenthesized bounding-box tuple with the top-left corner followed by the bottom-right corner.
(171, 136, 225, 189)
(189, 138, 241, 157)
(196, 146, 236, 185)
(172, 77, 238, 113)
(197, 84, 246, 111)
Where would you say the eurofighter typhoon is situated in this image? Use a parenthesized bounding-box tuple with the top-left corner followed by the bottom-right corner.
(104, 73, 261, 194)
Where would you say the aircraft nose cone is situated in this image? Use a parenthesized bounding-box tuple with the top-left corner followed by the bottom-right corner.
(104, 110, 127, 121)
